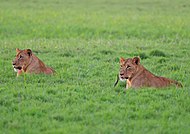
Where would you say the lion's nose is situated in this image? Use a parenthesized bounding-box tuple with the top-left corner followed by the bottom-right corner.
(12, 62, 16, 66)
(120, 72, 124, 76)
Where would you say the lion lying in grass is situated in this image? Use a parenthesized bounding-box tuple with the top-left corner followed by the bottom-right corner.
(12, 48, 55, 76)
(114, 56, 182, 89)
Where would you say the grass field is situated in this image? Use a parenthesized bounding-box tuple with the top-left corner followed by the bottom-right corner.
(0, 0, 190, 133)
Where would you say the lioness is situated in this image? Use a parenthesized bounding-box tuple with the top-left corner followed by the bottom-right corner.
(114, 56, 182, 89)
(12, 48, 55, 76)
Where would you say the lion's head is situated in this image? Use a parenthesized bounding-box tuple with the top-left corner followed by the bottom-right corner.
(119, 56, 140, 81)
(12, 48, 32, 72)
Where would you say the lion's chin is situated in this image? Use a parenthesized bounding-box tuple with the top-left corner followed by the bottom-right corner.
(13, 66, 22, 72)
(14, 68, 18, 72)
(119, 76, 128, 82)
(119, 77, 127, 82)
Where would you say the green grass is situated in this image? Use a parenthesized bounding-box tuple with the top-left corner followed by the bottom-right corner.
(0, 0, 190, 133)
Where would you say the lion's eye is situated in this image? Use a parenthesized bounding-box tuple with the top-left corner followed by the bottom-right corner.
(19, 55, 23, 59)
(126, 66, 131, 69)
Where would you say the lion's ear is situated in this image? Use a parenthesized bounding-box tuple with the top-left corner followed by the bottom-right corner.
(16, 48, 21, 54)
(120, 57, 125, 65)
(132, 56, 140, 65)
(26, 49, 32, 56)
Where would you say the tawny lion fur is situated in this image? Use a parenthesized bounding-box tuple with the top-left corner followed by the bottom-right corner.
(12, 48, 54, 76)
(115, 56, 182, 89)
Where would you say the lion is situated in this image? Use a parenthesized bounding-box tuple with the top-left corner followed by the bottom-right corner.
(114, 56, 182, 89)
(12, 48, 55, 76)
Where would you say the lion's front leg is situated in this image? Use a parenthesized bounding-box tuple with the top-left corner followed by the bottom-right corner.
(125, 79, 131, 89)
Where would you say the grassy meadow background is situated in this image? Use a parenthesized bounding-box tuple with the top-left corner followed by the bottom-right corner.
(0, 0, 190, 133)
